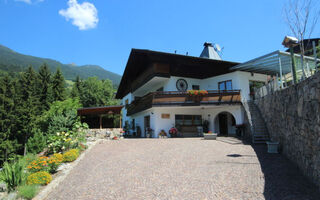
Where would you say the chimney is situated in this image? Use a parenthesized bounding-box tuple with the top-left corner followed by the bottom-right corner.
(200, 42, 222, 60)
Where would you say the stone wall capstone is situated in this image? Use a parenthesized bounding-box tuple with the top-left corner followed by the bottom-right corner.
(255, 71, 320, 189)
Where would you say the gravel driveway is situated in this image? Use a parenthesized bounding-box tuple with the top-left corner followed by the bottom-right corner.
(45, 138, 320, 200)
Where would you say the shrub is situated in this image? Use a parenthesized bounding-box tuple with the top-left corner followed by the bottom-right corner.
(27, 157, 48, 173)
(0, 160, 27, 192)
(17, 185, 39, 200)
(63, 149, 79, 162)
(47, 123, 87, 155)
(26, 129, 47, 154)
(47, 153, 63, 173)
(39, 98, 81, 135)
(47, 131, 72, 154)
(27, 171, 52, 185)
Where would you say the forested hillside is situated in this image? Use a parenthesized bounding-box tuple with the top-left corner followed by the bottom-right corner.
(0, 44, 121, 84)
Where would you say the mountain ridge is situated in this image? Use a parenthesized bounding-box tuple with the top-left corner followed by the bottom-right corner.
(0, 44, 121, 84)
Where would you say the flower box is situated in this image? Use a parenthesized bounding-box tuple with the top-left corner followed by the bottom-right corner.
(266, 141, 279, 153)
(203, 133, 217, 140)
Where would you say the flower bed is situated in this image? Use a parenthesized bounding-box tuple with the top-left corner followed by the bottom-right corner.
(0, 123, 89, 199)
(27, 171, 52, 186)
(63, 149, 80, 162)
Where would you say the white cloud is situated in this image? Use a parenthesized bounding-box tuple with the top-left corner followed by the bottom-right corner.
(14, 0, 44, 4)
(15, 0, 31, 3)
(59, 0, 99, 30)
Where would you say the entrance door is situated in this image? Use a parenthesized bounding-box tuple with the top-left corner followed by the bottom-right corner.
(218, 113, 228, 135)
(144, 115, 150, 137)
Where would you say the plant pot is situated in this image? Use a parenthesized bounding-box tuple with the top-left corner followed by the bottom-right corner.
(266, 141, 279, 153)
(203, 133, 217, 140)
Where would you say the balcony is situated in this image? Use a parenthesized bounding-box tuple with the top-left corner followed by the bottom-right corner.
(126, 90, 241, 116)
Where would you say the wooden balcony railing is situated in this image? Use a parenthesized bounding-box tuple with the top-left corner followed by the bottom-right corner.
(126, 90, 241, 116)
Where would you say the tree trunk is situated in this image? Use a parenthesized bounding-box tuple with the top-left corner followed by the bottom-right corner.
(24, 135, 27, 156)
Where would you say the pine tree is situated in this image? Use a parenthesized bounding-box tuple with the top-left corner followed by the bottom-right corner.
(38, 63, 52, 111)
(51, 68, 66, 101)
(0, 76, 20, 164)
(16, 66, 40, 155)
(70, 75, 82, 98)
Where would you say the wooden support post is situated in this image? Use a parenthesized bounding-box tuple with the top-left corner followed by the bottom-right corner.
(312, 41, 318, 72)
(278, 55, 284, 89)
(306, 61, 310, 76)
(275, 74, 279, 91)
(119, 115, 122, 128)
(99, 115, 102, 129)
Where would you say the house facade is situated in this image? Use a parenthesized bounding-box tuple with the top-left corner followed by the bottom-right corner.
(116, 43, 268, 138)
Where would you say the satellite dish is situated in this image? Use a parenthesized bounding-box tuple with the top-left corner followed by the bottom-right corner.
(214, 44, 222, 52)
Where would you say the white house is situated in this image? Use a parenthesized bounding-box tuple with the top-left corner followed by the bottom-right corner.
(116, 43, 268, 138)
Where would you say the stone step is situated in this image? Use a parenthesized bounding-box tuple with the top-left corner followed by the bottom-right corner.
(254, 131, 268, 134)
(253, 135, 268, 138)
(254, 133, 268, 136)
(245, 101, 270, 144)
(253, 123, 266, 126)
(253, 140, 267, 144)
(253, 123, 265, 126)
(253, 137, 269, 141)
(254, 127, 267, 130)
(253, 126, 267, 130)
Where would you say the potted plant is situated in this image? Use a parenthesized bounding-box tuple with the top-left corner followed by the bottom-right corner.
(203, 131, 218, 140)
(187, 90, 208, 102)
(120, 129, 125, 139)
(146, 127, 153, 138)
(202, 120, 209, 133)
(169, 127, 178, 137)
(158, 130, 167, 138)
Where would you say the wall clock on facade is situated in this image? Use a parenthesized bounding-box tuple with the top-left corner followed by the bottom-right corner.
(176, 79, 188, 91)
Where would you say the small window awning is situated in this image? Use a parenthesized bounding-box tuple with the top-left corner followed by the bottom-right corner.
(77, 105, 123, 116)
(230, 50, 319, 76)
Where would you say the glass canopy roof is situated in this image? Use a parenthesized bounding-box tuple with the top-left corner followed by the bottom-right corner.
(231, 50, 319, 83)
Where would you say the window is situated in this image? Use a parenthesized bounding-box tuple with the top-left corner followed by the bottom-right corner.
(192, 85, 200, 90)
(175, 115, 202, 126)
(218, 80, 232, 90)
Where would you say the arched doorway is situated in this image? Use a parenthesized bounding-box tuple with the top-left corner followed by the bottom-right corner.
(214, 112, 236, 136)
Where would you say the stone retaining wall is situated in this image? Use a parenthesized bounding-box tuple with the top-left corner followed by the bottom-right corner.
(255, 72, 320, 189)
(86, 128, 122, 139)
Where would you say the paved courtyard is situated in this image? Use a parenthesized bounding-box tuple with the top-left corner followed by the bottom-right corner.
(45, 138, 320, 200)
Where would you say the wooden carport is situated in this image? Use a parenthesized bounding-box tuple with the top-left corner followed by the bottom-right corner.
(77, 106, 123, 129)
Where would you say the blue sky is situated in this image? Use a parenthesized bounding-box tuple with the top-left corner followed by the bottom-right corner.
(0, 0, 319, 75)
